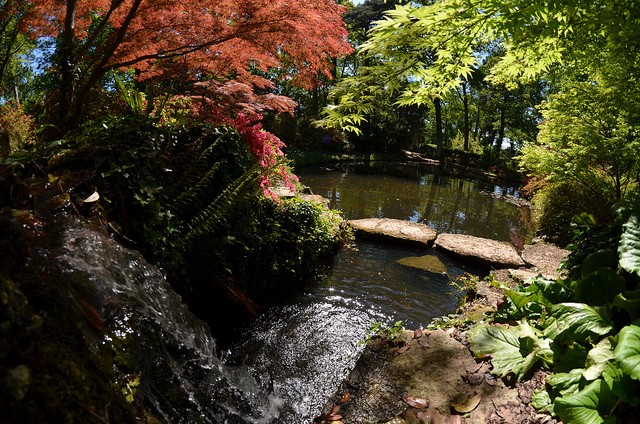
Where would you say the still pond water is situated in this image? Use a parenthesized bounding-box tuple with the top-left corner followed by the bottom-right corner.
(225, 162, 533, 422)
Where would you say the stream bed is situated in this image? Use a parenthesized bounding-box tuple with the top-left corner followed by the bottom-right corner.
(221, 162, 532, 422)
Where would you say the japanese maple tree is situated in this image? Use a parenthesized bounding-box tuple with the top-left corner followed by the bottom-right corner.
(26, 0, 352, 127)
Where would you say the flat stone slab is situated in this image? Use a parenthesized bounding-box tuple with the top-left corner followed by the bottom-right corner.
(521, 242, 570, 279)
(435, 233, 525, 268)
(348, 218, 437, 247)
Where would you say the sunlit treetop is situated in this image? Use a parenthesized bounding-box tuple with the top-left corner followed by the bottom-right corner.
(319, 0, 640, 132)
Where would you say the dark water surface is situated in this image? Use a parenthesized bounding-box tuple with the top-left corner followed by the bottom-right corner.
(223, 162, 531, 422)
(300, 161, 533, 243)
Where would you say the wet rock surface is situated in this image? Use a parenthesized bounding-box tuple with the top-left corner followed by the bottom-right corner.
(434, 233, 525, 268)
(348, 218, 438, 247)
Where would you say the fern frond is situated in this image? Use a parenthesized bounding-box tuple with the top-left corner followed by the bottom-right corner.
(170, 162, 221, 214)
(184, 165, 260, 242)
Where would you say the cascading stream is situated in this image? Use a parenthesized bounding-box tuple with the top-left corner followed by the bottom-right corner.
(55, 217, 282, 423)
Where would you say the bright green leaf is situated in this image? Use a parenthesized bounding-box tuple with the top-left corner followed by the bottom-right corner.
(468, 325, 524, 377)
(554, 379, 616, 424)
(584, 338, 614, 381)
(613, 324, 640, 380)
(543, 303, 613, 343)
(619, 214, 640, 276)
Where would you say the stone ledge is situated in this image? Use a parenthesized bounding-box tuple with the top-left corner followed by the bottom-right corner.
(348, 218, 438, 248)
(435, 233, 525, 268)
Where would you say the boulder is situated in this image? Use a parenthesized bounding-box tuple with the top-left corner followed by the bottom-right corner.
(348, 218, 437, 247)
(435, 233, 525, 268)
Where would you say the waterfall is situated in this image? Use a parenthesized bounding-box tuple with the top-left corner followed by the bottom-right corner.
(56, 217, 282, 423)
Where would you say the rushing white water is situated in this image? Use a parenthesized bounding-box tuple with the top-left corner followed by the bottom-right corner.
(55, 217, 282, 423)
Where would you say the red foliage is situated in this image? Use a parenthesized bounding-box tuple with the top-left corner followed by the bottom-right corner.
(26, 0, 346, 196)
(232, 113, 298, 199)
(27, 0, 352, 120)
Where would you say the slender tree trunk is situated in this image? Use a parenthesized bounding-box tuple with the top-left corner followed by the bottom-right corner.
(496, 107, 505, 153)
(312, 85, 319, 119)
(473, 100, 480, 143)
(65, 0, 142, 128)
(60, 0, 78, 123)
(434, 97, 443, 160)
(463, 83, 470, 151)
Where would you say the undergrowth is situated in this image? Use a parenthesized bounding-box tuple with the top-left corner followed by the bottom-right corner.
(468, 199, 640, 423)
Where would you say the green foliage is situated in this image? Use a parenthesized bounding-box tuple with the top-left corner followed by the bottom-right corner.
(244, 196, 346, 296)
(44, 116, 348, 309)
(519, 80, 640, 202)
(469, 199, 640, 423)
(362, 320, 404, 345)
(530, 179, 614, 246)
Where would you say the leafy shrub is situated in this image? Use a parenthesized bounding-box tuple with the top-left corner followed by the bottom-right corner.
(45, 116, 347, 320)
(469, 199, 640, 423)
(243, 197, 346, 297)
(0, 102, 35, 158)
(530, 179, 614, 246)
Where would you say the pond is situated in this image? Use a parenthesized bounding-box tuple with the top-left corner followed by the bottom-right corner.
(222, 161, 534, 422)
(300, 161, 534, 244)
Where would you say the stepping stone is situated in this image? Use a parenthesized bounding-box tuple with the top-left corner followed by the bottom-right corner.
(435, 233, 525, 268)
(349, 218, 437, 247)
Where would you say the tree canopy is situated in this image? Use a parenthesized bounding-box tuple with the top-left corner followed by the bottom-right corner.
(319, 0, 640, 132)
(17, 0, 351, 128)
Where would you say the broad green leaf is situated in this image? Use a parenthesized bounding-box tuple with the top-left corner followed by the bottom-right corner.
(574, 268, 625, 306)
(543, 303, 613, 343)
(468, 325, 523, 377)
(505, 288, 537, 310)
(603, 362, 640, 406)
(555, 343, 589, 373)
(548, 370, 584, 397)
(531, 387, 553, 413)
(554, 379, 616, 424)
(619, 213, 640, 276)
(531, 276, 571, 304)
(581, 249, 618, 278)
(583, 338, 614, 381)
(613, 324, 640, 380)
(519, 322, 554, 371)
(612, 293, 640, 320)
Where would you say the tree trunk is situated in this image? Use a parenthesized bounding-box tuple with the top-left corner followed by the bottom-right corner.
(434, 97, 443, 160)
(496, 106, 505, 153)
(59, 0, 78, 124)
(463, 83, 470, 151)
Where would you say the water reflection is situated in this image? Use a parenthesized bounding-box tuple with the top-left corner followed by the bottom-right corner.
(299, 162, 534, 245)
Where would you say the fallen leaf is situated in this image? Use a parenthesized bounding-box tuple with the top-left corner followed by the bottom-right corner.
(418, 338, 430, 348)
(396, 344, 411, 354)
(412, 328, 423, 339)
(80, 300, 105, 333)
(451, 391, 481, 414)
(339, 392, 351, 403)
(403, 395, 429, 409)
(82, 191, 100, 203)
